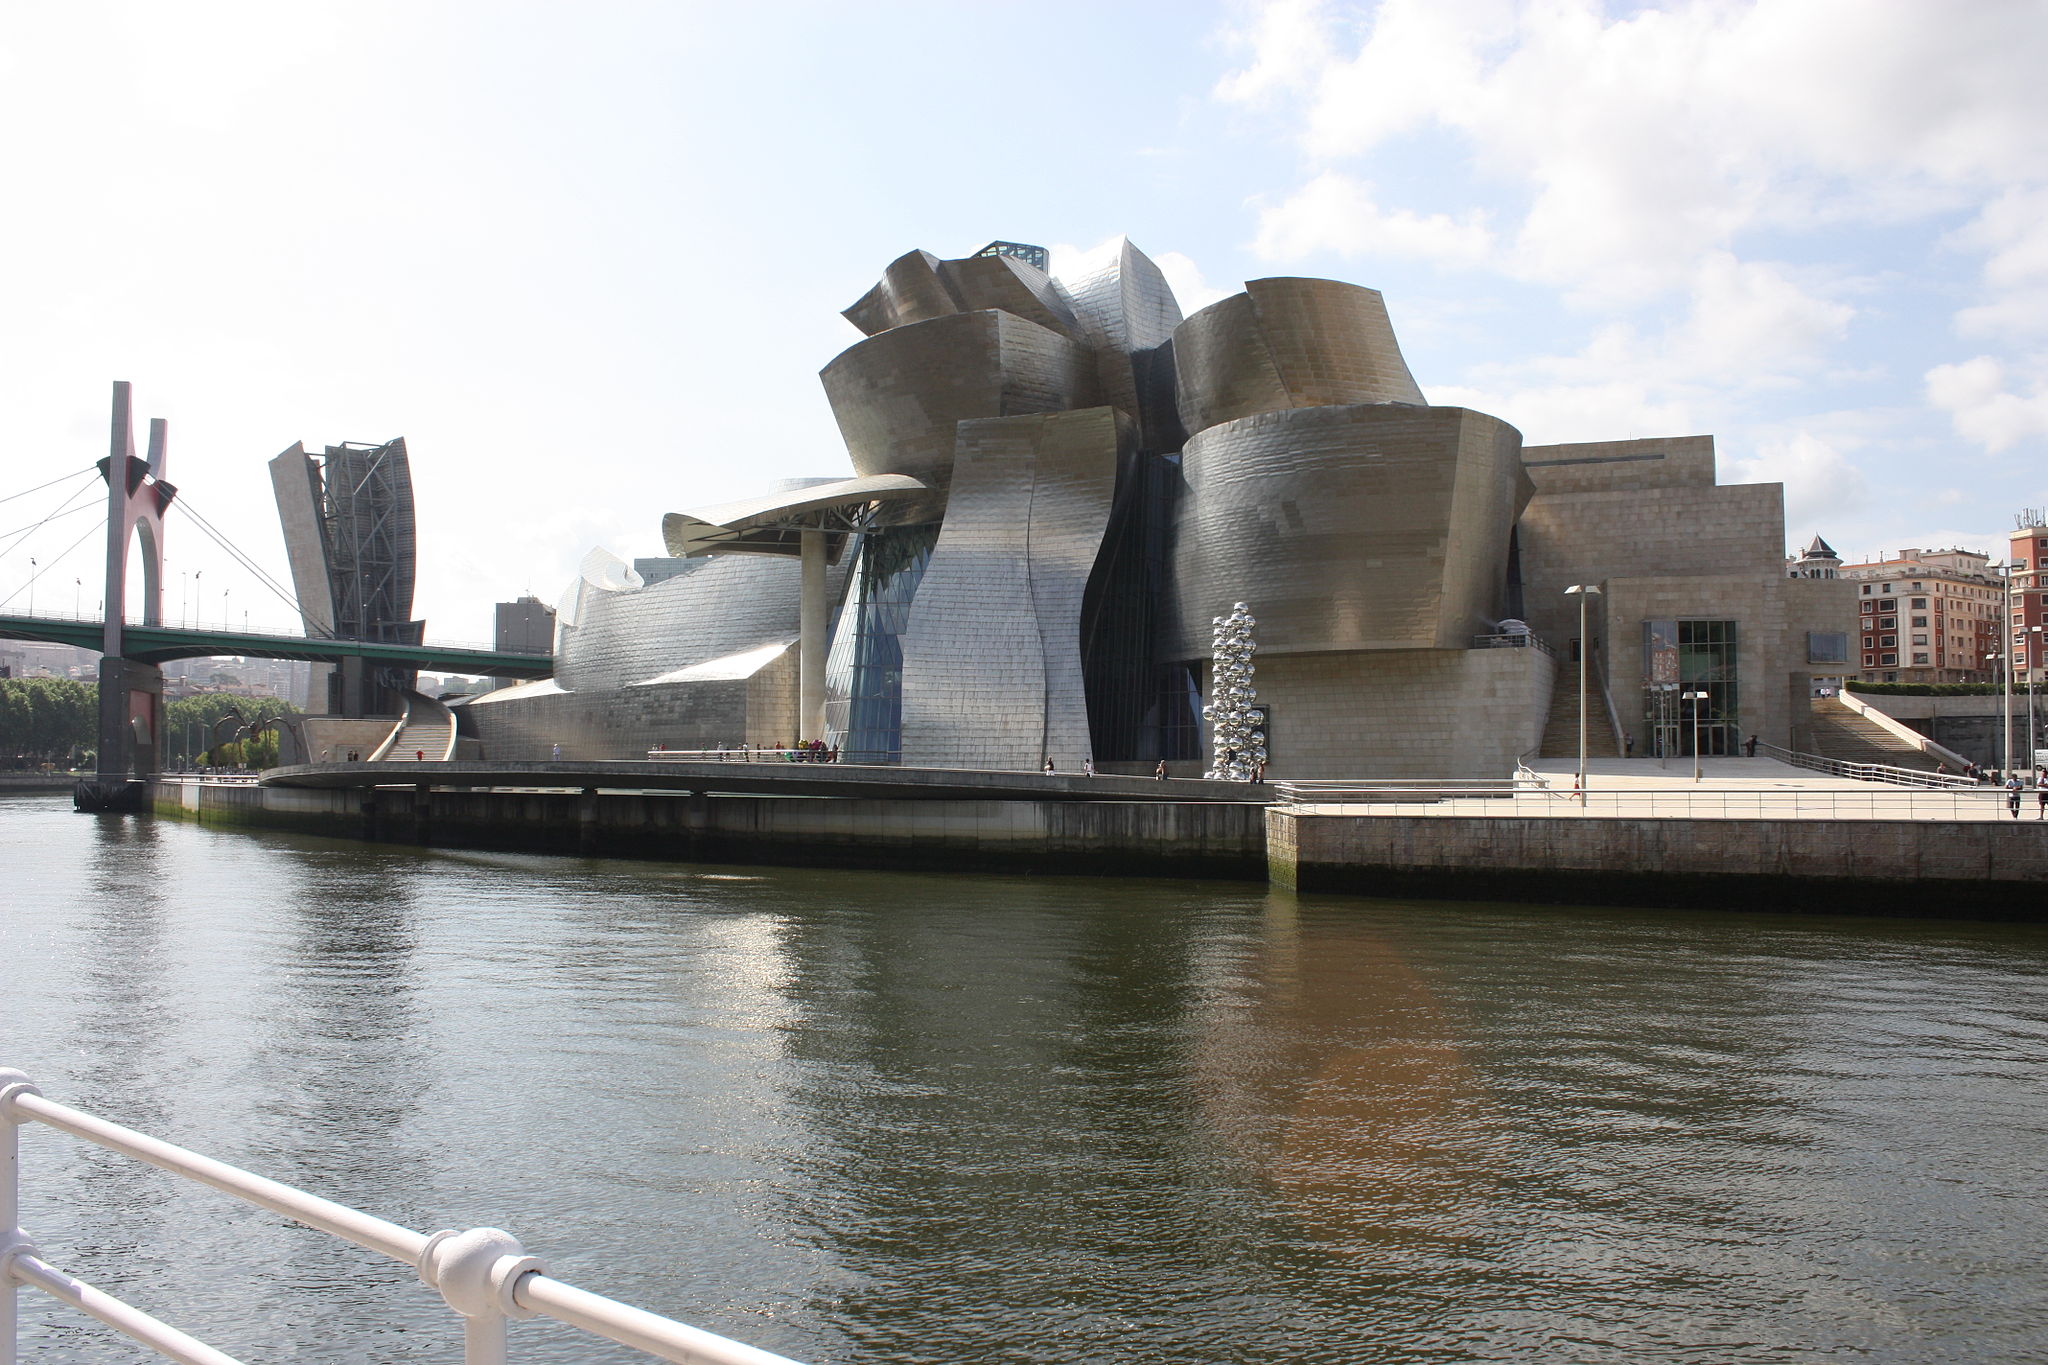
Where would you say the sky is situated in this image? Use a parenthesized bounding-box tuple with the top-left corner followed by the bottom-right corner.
(4, 0, 2046, 646)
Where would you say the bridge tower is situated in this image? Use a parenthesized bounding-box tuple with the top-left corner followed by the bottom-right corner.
(79, 381, 177, 809)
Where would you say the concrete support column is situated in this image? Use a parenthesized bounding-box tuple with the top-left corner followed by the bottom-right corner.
(799, 528, 827, 743)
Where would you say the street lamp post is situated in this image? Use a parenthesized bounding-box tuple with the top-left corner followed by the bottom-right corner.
(27, 558, 34, 615)
(1683, 689, 1709, 782)
(1565, 584, 1603, 802)
(1986, 650, 2007, 778)
(2028, 624, 2043, 776)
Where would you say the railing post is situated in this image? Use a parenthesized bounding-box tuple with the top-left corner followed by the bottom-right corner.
(419, 1227, 541, 1365)
(0, 1069, 44, 1365)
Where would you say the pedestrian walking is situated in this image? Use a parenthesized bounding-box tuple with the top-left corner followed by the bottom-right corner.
(1744, 734, 1758, 758)
(2037, 783, 2047, 820)
(1624, 733, 1634, 757)
(1083, 758, 1095, 777)
(1154, 759, 1167, 780)
(2007, 773, 2023, 818)
(415, 749, 424, 762)
(1043, 758, 1055, 774)
(551, 742, 561, 761)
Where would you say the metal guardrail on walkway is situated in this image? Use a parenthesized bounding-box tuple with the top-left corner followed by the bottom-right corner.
(0, 1069, 804, 1365)
(1273, 784, 2040, 821)
(1755, 742, 1979, 789)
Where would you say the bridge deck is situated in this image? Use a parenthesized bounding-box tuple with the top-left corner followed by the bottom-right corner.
(260, 759, 1270, 803)
(0, 613, 551, 675)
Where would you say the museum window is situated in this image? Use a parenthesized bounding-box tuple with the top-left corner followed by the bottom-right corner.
(1881, 654, 1897, 665)
(1807, 631, 1848, 665)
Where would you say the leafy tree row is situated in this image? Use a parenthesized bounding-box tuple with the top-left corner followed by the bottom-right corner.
(1, 677, 301, 770)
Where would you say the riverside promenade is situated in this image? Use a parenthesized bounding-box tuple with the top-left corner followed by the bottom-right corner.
(135, 754, 2048, 918)
(1269, 756, 2048, 917)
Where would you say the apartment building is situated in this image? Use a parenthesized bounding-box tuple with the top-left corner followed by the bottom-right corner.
(1838, 547, 2001, 684)
(2010, 511, 2048, 685)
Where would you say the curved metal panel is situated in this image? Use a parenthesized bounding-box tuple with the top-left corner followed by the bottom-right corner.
(1174, 277, 1426, 434)
(1055, 236, 1183, 354)
(898, 407, 1127, 768)
(937, 253, 1085, 341)
(819, 310, 1098, 502)
(1166, 404, 1526, 660)
(841, 249, 959, 337)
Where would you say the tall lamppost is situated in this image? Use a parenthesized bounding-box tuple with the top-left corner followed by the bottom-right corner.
(1683, 689, 1708, 782)
(2028, 623, 2043, 775)
(1565, 584, 1603, 801)
(2002, 562, 2016, 781)
(27, 557, 34, 615)
(1986, 650, 2008, 777)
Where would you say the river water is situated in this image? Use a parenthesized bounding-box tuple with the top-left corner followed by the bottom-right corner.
(4, 792, 2048, 1364)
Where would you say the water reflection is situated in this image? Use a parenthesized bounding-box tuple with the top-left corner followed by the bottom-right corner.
(5, 797, 2048, 1365)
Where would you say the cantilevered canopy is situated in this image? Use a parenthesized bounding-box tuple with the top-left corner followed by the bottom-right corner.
(662, 473, 928, 560)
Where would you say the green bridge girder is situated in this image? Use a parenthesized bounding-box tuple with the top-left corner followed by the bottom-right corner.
(0, 613, 553, 678)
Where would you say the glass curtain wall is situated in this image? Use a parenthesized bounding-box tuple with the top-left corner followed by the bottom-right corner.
(822, 524, 939, 764)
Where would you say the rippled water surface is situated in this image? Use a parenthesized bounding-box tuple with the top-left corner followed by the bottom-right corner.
(5, 792, 2048, 1363)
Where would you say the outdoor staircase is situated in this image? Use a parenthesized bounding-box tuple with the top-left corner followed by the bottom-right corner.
(369, 689, 457, 762)
(1804, 697, 1943, 772)
(1537, 673, 1621, 759)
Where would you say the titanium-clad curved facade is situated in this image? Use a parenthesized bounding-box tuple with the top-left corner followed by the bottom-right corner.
(1173, 278, 1425, 434)
(898, 407, 1127, 768)
(820, 310, 1099, 504)
(1167, 404, 1529, 659)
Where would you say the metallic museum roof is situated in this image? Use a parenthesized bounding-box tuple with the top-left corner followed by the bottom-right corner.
(661, 472, 929, 559)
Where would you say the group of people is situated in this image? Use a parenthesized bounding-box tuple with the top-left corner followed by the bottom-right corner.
(1998, 765, 2048, 818)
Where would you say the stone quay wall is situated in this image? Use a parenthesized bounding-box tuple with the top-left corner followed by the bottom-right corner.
(151, 780, 1267, 881)
(1269, 808, 2048, 919)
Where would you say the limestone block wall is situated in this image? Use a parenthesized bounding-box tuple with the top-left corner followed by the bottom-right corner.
(1517, 482, 1785, 647)
(899, 408, 1124, 769)
(1243, 645, 1555, 779)
(1598, 573, 1853, 752)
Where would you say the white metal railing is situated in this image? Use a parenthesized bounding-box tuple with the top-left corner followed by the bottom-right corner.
(0, 1069, 805, 1365)
(1755, 741, 1978, 789)
(1273, 783, 2033, 820)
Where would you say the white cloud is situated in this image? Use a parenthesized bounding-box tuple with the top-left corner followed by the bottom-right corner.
(1725, 430, 1868, 532)
(1946, 187, 2048, 339)
(1221, 0, 2048, 302)
(1151, 250, 1235, 313)
(1925, 356, 2048, 452)
(1251, 172, 1495, 267)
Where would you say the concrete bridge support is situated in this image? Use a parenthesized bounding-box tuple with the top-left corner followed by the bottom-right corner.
(77, 382, 175, 812)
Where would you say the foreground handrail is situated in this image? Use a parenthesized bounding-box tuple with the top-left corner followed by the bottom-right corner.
(0, 1070, 804, 1365)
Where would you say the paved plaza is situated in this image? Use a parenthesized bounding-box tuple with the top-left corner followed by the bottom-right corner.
(1282, 755, 2045, 822)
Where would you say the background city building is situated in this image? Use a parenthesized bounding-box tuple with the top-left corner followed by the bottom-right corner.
(2009, 511, 2047, 687)
(1837, 547, 2001, 684)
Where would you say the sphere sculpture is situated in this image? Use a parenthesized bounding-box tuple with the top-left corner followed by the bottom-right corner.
(1202, 602, 1266, 780)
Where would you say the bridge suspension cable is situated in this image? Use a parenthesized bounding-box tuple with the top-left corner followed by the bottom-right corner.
(0, 514, 105, 611)
(0, 465, 99, 507)
(0, 468, 102, 566)
(171, 491, 335, 638)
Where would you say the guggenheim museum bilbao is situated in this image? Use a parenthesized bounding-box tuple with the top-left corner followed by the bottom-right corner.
(467, 238, 1850, 778)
